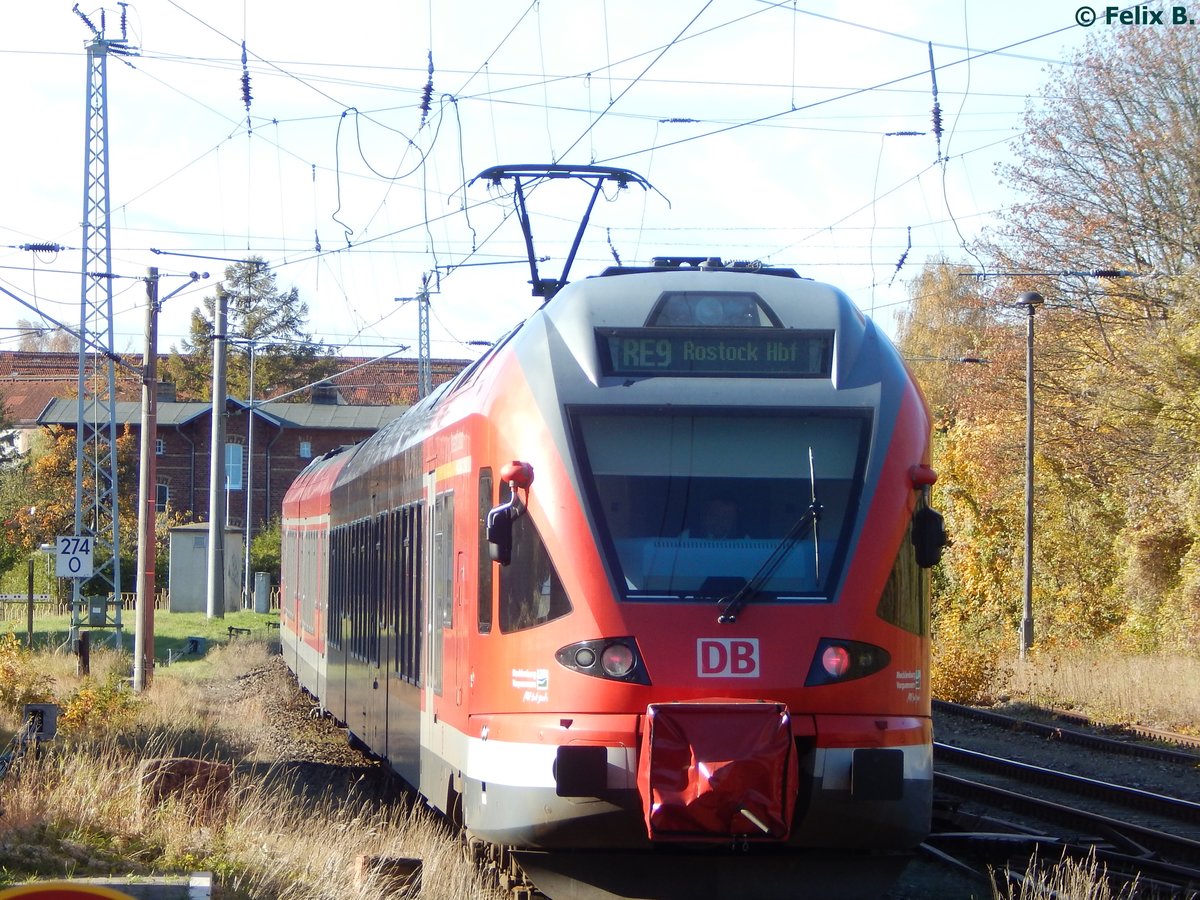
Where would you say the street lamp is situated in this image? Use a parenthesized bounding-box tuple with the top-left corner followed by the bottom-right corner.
(225, 336, 257, 612)
(1015, 291, 1043, 660)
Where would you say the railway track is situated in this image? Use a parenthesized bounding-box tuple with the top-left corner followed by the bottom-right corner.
(925, 702, 1200, 897)
(933, 698, 1200, 762)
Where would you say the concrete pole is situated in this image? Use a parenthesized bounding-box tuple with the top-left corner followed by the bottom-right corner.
(134, 268, 159, 689)
(1017, 291, 1043, 659)
(207, 292, 228, 619)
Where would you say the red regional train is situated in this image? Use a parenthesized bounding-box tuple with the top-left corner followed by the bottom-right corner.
(280, 240, 945, 895)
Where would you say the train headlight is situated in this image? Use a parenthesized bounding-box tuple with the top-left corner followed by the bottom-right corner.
(555, 638, 651, 685)
(574, 647, 597, 668)
(805, 638, 890, 686)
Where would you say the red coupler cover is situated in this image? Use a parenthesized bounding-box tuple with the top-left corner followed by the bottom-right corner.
(637, 700, 798, 841)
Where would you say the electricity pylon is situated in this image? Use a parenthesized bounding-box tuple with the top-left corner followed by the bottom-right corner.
(73, 4, 137, 645)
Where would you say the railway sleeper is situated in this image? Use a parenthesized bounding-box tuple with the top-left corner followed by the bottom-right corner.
(472, 839, 545, 900)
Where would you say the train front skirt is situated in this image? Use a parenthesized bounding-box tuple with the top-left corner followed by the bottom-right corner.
(638, 700, 797, 842)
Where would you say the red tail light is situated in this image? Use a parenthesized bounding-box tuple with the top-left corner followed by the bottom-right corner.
(804, 638, 890, 686)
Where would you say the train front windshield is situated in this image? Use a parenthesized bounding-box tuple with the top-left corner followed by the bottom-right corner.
(574, 410, 870, 601)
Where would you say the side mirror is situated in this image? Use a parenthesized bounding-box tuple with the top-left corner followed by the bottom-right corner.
(487, 461, 534, 567)
(487, 505, 514, 565)
(912, 506, 947, 568)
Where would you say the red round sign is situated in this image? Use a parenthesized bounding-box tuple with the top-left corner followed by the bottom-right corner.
(0, 886, 136, 899)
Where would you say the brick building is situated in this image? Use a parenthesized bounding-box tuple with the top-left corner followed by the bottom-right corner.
(1, 350, 470, 536)
(35, 395, 407, 530)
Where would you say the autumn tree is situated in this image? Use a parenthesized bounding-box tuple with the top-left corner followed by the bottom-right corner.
(0, 425, 180, 596)
(163, 257, 340, 401)
(15, 319, 79, 353)
(897, 262, 1024, 647)
(974, 25, 1200, 649)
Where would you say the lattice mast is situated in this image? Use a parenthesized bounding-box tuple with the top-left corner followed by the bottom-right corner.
(74, 4, 136, 641)
(418, 274, 432, 398)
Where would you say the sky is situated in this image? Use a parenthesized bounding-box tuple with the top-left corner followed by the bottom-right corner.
(0, 0, 1106, 368)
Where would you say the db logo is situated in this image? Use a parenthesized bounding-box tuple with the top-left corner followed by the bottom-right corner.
(697, 638, 760, 677)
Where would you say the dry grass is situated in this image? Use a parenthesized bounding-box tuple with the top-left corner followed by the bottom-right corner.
(999, 649, 1200, 734)
(0, 641, 498, 898)
(5, 636, 1194, 897)
(994, 848, 1139, 900)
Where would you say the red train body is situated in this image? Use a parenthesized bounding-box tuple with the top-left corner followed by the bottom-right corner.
(280, 257, 942, 874)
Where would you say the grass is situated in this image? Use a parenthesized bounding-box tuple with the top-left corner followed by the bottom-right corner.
(1000, 649, 1200, 734)
(0, 623, 499, 899)
(994, 847, 1139, 900)
(0, 607, 281, 664)
(932, 623, 1200, 735)
(2, 610, 1193, 898)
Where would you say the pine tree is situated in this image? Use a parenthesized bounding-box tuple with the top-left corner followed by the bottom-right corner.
(164, 257, 339, 401)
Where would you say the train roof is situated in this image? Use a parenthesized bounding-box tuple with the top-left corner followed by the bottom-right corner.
(594, 256, 804, 279)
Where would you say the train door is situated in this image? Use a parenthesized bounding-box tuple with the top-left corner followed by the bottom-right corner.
(420, 472, 441, 764)
(431, 491, 455, 702)
(452, 547, 467, 708)
(421, 472, 456, 804)
(367, 510, 389, 758)
(388, 501, 423, 787)
(325, 524, 349, 726)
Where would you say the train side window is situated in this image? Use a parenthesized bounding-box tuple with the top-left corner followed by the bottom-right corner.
(301, 530, 317, 634)
(478, 469, 494, 634)
(875, 517, 929, 636)
(394, 502, 424, 686)
(329, 526, 344, 651)
(431, 492, 454, 695)
(368, 513, 383, 667)
(351, 521, 363, 661)
(499, 506, 572, 634)
(435, 493, 455, 629)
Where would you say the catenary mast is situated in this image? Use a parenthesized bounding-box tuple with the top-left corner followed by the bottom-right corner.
(73, 4, 137, 644)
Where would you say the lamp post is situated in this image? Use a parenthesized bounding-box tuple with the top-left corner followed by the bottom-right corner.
(221, 334, 261, 611)
(1016, 291, 1044, 660)
(241, 339, 256, 610)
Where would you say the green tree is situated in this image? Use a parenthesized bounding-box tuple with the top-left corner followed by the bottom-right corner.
(163, 257, 340, 401)
(250, 516, 282, 588)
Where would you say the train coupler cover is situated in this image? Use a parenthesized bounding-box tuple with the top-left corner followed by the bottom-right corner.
(637, 700, 798, 842)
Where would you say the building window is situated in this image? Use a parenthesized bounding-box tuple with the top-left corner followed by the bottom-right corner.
(155, 482, 169, 513)
(225, 441, 244, 491)
(299, 440, 312, 459)
(155, 437, 165, 456)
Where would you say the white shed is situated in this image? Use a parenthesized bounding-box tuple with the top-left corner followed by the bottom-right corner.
(167, 523, 244, 613)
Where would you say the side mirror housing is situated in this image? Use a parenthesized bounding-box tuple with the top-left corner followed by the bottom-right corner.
(487, 505, 514, 565)
(912, 506, 947, 568)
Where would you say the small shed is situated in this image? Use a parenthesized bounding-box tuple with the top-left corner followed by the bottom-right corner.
(168, 523, 244, 613)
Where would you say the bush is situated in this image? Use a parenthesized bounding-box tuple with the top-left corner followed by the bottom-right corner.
(0, 632, 54, 719)
(931, 619, 1005, 705)
(57, 671, 143, 737)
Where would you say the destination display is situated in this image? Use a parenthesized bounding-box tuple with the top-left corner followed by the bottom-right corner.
(597, 327, 834, 378)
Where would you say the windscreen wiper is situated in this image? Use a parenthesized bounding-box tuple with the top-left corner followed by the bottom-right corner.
(717, 449, 823, 624)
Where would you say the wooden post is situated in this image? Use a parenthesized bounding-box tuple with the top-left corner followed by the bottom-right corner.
(76, 630, 90, 676)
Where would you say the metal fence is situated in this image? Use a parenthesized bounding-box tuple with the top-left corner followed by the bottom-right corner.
(0, 589, 280, 621)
